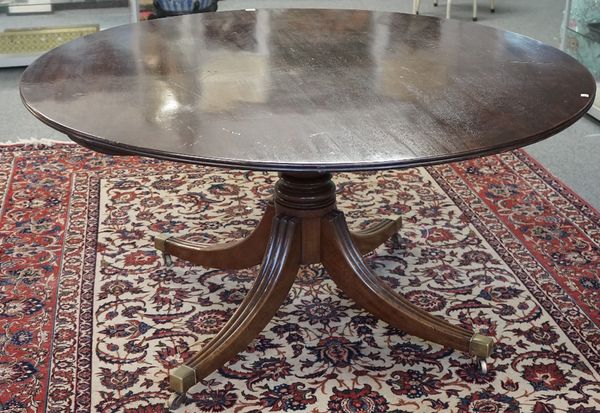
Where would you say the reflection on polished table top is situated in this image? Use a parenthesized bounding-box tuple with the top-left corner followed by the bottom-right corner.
(20, 9, 595, 172)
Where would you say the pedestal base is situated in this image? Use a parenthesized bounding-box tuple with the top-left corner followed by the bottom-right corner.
(154, 173, 494, 403)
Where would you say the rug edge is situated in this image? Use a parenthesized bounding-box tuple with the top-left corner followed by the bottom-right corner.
(2, 142, 596, 218)
(0, 138, 72, 146)
(515, 149, 599, 217)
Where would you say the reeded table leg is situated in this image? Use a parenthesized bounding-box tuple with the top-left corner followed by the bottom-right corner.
(155, 201, 275, 270)
(321, 210, 494, 361)
(169, 215, 301, 404)
(351, 217, 402, 255)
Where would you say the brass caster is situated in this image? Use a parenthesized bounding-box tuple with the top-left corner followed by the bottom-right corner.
(170, 365, 197, 395)
(167, 365, 196, 410)
(475, 357, 488, 374)
(154, 233, 171, 252)
(469, 334, 494, 359)
(167, 393, 187, 411)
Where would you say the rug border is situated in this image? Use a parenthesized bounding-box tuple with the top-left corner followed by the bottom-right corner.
(1, 143, 597, 217)
(518, 149, 599, 219)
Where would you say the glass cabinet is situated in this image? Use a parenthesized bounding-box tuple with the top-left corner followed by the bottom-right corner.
(562, 0, 600, 119)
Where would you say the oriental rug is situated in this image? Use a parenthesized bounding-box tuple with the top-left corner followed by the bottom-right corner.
(0, 143, 598, 413)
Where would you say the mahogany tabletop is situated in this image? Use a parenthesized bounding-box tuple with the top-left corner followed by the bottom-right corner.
(20, 9, 596, 172)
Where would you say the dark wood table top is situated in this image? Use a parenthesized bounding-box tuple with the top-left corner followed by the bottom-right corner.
(20, 9, 595, 172)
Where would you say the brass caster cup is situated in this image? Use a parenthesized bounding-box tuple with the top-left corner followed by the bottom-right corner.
(469, 334, 494, 358)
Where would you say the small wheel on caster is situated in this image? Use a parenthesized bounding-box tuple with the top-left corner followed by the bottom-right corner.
(154, 234, 173, 266)
(475, 358, 488, 374)
(390, 233, 402, 250)
(162, 253, 173, 267)
(167, 393, 187, 411)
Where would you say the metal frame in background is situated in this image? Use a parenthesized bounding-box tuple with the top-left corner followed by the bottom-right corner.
(0, 0, 137, 68)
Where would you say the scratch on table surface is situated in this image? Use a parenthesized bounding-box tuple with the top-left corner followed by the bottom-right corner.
(509, 60, 553, 65)
(222, 127, 241, 136)
(187, 126, 201, 138)
(309, 132, 327, 137)
(169, 80, 204, 98)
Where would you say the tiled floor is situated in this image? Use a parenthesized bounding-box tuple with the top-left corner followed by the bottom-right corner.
(1, 0, 598, 208)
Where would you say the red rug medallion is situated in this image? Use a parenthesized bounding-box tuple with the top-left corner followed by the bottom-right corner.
(0, 143, 598, 412)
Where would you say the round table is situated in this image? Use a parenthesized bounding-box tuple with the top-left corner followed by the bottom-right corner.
(20, 9, 595, 408)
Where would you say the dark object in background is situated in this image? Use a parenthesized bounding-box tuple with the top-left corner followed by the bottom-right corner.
(587, 22, 600, 41)
(150, 0, 217, 18)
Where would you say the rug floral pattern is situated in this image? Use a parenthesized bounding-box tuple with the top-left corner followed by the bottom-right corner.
(0, 144, 598, 412)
